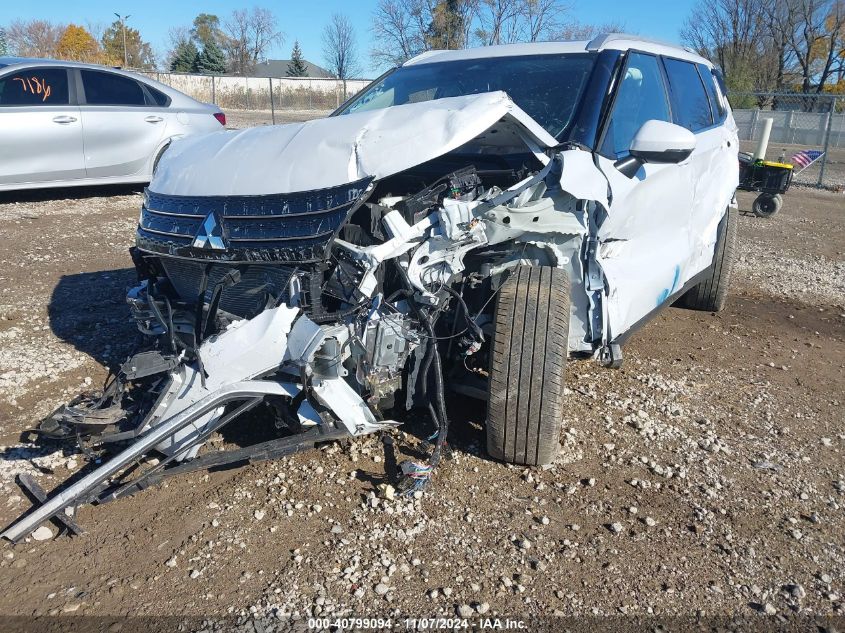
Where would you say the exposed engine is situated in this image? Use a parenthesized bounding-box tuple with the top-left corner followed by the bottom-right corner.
(2, 147, 592, 543)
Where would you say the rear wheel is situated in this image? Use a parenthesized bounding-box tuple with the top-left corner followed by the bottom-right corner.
(675, 207, 737, 312)
(752, 193, 782, 218)
(486, 266, 569, 466)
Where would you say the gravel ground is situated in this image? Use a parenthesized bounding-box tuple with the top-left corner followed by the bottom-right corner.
(0, 156, 843, 630)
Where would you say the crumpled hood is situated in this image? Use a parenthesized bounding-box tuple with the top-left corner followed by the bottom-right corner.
(152, 91, 558, 196)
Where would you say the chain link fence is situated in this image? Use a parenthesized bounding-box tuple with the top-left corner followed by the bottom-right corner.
(729, 92, 844, 189)
(141, 71, 373, 126)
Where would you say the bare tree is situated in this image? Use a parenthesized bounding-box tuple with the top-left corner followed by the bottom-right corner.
(370, 0, 572, 68)
(783, 0, 845, 93)
(475, 0, 522, 45)
(371, 0, 431, 67)
(164, 26, 193, 69)
(551, 19, 626, 41)
(323, 13, 362, 97)
(520, 0, 567, 42)
(757, 0, 800, 91)
(223, 7, 284, 75)
(428, 0, 477, 49)
(6, 19, 64, 57)
(680, 0, 772, 91)
(455, 0, 481, 48)
(681, 0, 844, 94)
(368, 0, 626, 70)
(85, 20, 107, 44)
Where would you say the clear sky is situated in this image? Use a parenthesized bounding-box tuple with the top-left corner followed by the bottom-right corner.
(1, 0, 699, 75)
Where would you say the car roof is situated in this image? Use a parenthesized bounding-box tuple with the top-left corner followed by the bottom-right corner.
(0, 56, 205, 106)
(0, 56, 133, 72)
(403, 33, 711, 68)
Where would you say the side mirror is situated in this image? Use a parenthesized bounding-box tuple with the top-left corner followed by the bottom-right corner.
(615, 120, 696, 177)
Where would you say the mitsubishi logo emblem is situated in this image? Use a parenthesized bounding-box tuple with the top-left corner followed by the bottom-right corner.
(192, 212, 226, 250)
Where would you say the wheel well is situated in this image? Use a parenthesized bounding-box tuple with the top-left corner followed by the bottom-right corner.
(152, 140, 173, 176)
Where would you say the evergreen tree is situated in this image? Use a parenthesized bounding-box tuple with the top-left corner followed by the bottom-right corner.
(170, 40, 199, 73)
(197, 40, 227, 74)
(0, 28, 9, 57)
(286, 41, 308, 77)
(426, 0, 465, 50)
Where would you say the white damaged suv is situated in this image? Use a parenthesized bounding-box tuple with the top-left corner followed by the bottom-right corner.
(51, 36, 742, 475)
(126, 34, 739, 468)
(2, 34, 744, 541)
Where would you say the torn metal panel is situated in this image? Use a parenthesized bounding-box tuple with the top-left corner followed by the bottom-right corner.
(144, 304, 305, 458)
(311, 377, 398, 436)
(1, 380, 302, 543)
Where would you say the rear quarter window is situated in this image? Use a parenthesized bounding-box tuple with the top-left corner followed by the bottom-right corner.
(0, 68, 69, 106)
(703, 66, 727, 120)
(662, 57, 714, 132)
(145, 84, 171, 107)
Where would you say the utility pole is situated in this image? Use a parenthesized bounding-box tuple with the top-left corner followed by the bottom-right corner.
(114, 13, 131, 67)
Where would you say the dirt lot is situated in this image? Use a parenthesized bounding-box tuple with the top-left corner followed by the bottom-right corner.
(225, 108, 332, 130)
(0, 159, 843, 629)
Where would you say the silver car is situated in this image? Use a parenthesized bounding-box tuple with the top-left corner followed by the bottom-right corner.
(0, 57, 225, 191)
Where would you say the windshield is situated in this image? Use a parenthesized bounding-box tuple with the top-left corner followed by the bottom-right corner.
(337, 53, 597, 139)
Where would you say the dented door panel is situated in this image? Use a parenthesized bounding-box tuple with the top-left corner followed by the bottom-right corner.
(596, 155, 695, 338)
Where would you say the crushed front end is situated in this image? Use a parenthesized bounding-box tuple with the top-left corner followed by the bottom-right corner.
(3, 92, 603, 542)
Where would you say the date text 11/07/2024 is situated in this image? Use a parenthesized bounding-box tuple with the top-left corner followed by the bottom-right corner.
(307, 618, 529, 630)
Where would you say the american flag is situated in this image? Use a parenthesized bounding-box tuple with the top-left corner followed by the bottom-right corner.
(790, 149, 824, 168)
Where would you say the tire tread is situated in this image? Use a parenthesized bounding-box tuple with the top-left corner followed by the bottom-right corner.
(487, 265, 570, 466)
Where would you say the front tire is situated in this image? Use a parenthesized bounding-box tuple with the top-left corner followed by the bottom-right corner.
(675, 207, 737, 312)
(487, 266, 569, 466)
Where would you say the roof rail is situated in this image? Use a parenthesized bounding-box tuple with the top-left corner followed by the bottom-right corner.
(586, 32, 693, 53)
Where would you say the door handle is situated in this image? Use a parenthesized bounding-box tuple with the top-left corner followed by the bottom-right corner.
(144, 116, 164, 123)
(52, 115, 77, 124)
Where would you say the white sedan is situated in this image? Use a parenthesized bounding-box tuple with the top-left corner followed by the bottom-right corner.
(0, 57, 225, 191)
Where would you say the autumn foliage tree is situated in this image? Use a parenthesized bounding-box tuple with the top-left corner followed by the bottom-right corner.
(55, 24, 104, 63)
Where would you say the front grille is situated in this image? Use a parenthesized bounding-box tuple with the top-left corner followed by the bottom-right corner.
(161, 259, 297, 319)
(136, 178, 372, 263)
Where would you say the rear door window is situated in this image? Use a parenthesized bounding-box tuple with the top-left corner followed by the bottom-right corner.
(663, 58, 714, 132)
(0, 68, 70, 106)
(599, 52, 671, 158)
(81, 70, 146, 106)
